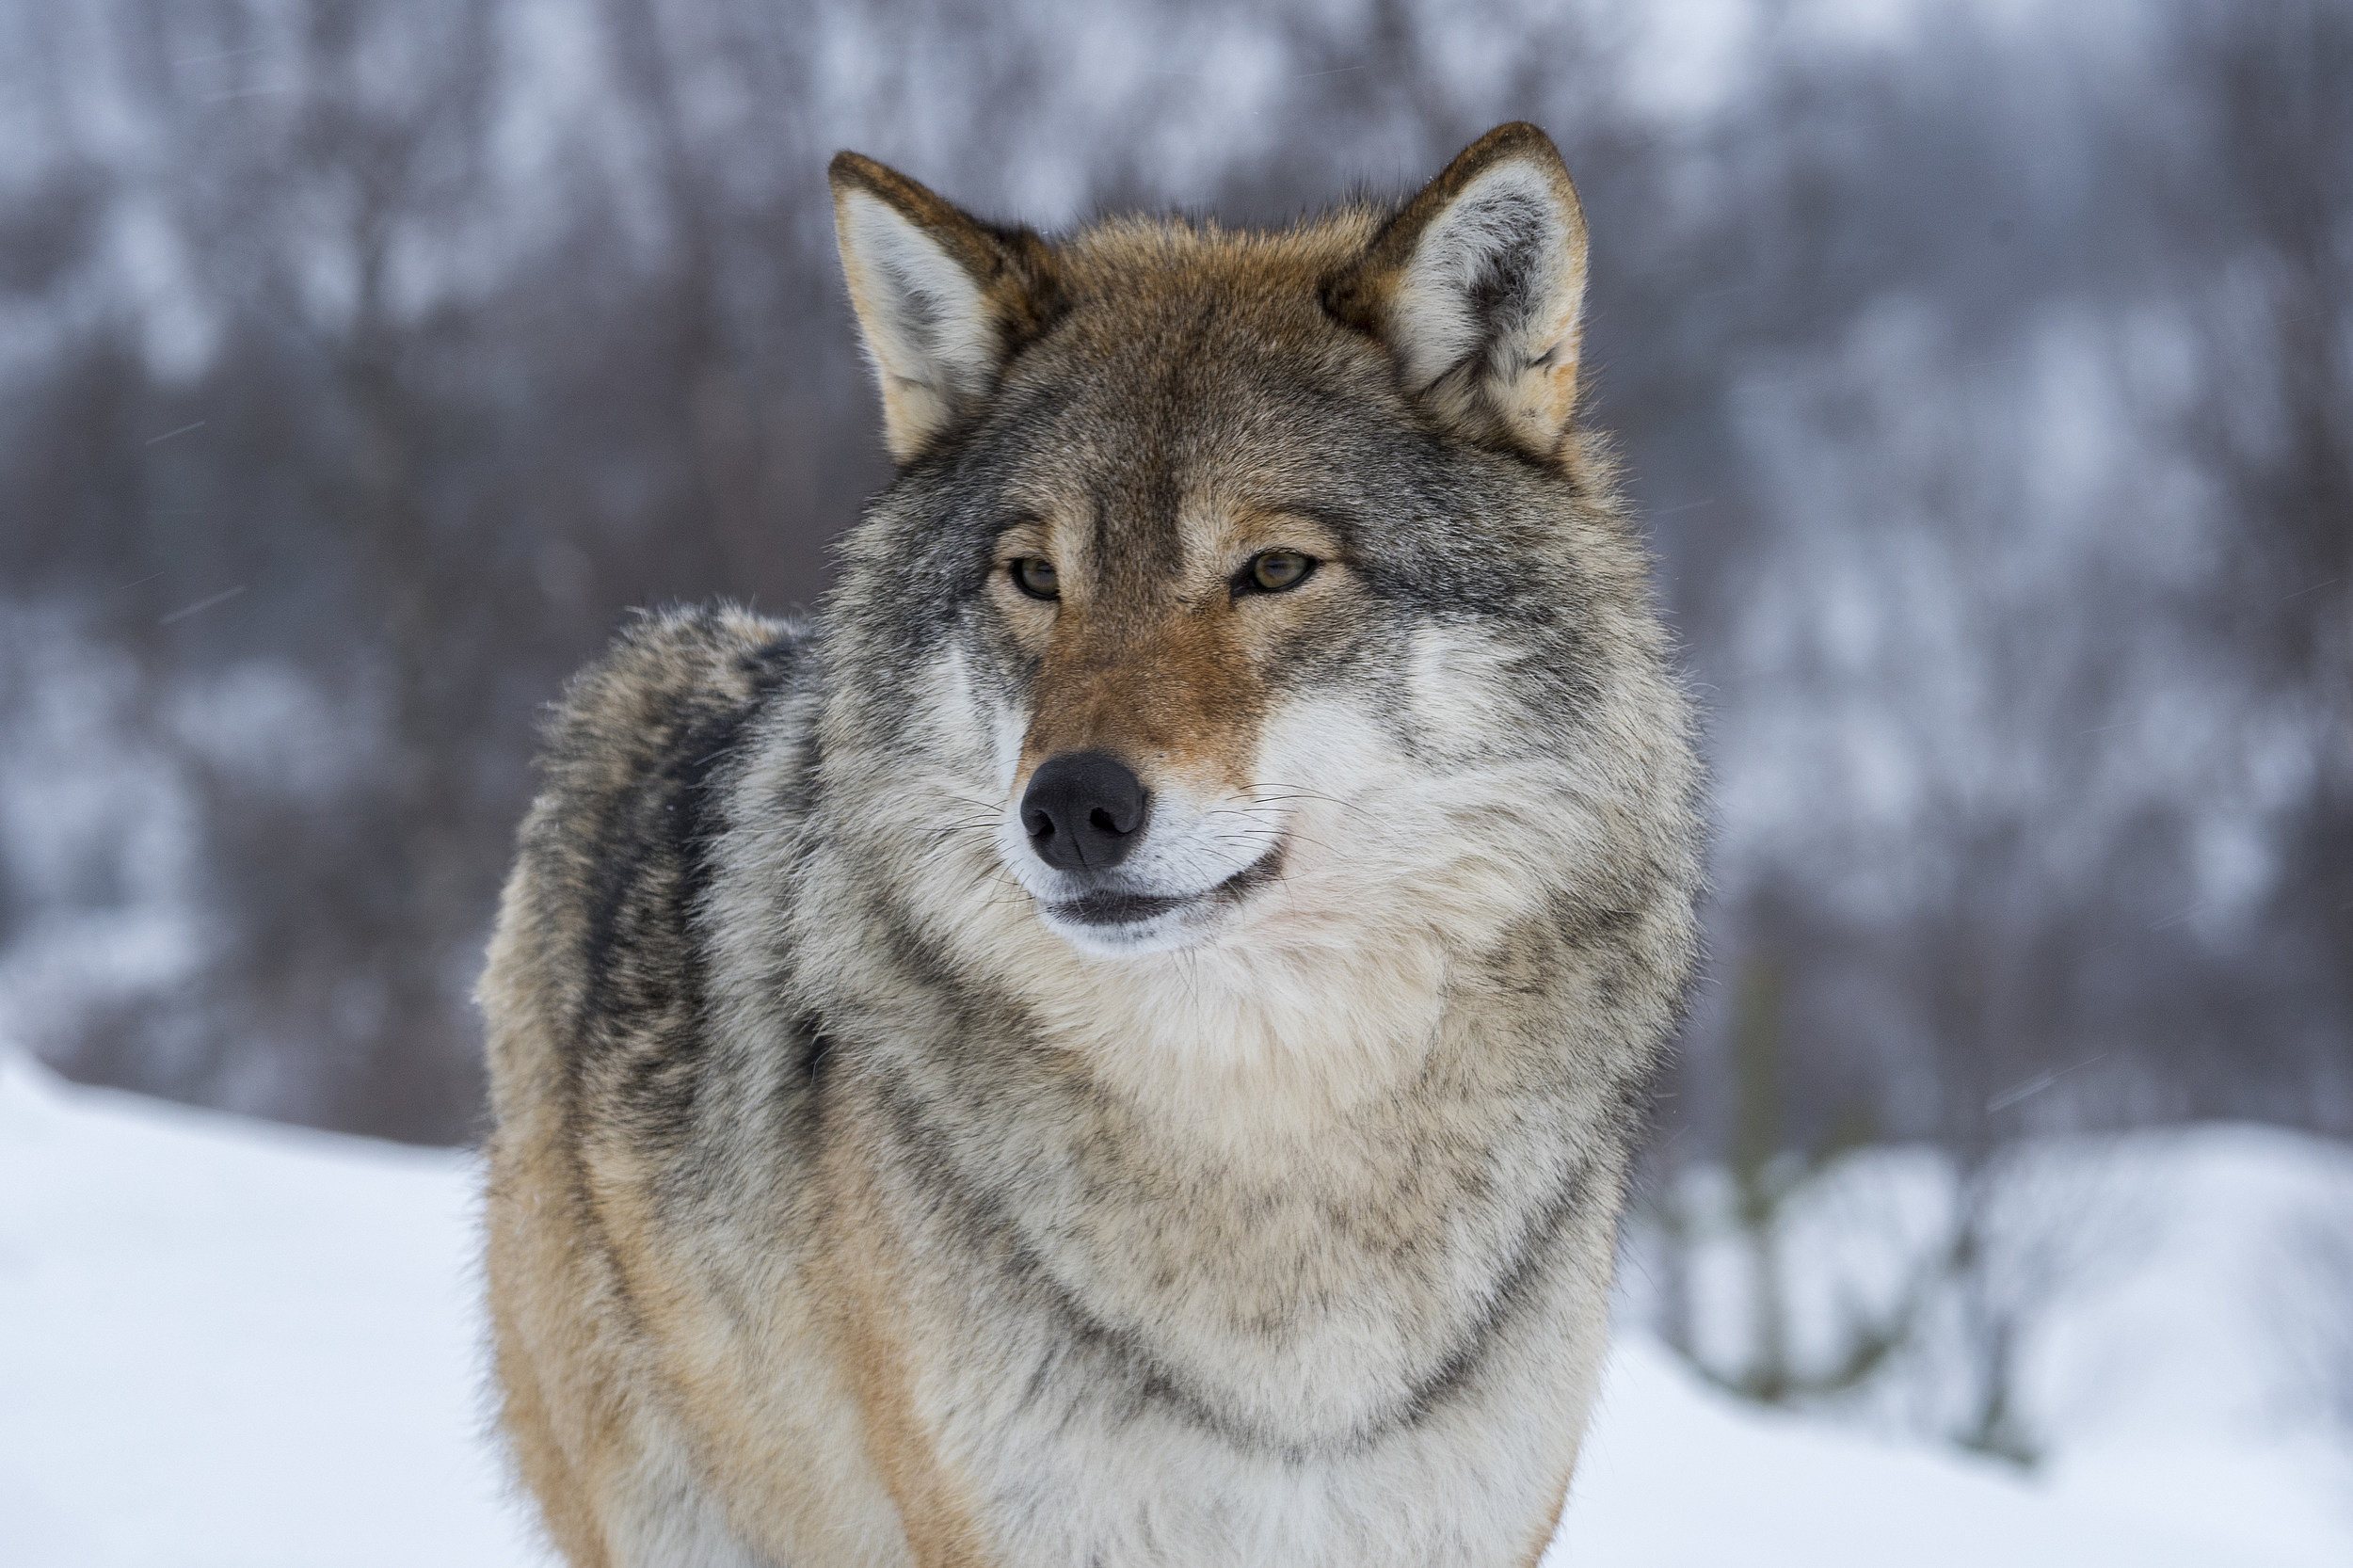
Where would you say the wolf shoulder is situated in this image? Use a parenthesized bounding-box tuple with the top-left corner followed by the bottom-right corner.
(531, 603, 809, 842)
(480, 604, 813, 1109)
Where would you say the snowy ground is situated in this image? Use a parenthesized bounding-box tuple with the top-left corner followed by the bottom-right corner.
(5, 1051, 2348, 1566)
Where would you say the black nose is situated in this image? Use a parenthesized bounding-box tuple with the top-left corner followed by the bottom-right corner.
(1020, 751, 1147, 872)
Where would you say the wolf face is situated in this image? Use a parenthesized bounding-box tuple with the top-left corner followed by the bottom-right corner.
(824, 129, 1671, 989)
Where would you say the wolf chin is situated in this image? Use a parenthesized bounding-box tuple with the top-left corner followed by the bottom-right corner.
(481, 122, 1702, 1567)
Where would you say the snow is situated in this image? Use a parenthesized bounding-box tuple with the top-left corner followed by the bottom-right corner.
(4, 1050, 2348, 1566)
(1564, 1338, 2348, 1567)
(0, 1053, 537, 1568)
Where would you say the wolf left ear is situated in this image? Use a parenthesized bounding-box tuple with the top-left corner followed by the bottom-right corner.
(1324, 123, 1591, 463)
(829, 152, 1064, 463)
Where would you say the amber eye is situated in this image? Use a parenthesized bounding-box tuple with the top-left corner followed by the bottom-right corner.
(1011, 557, 1060, 600)
(1245, 550, 1316, 593)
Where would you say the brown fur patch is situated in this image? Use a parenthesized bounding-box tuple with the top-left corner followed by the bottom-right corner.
(1019, 600, 1262, 794)
(484, 1092, 636, 1567)
(486, 1172, 620, 1568)
(817, 1140, 996, 1567)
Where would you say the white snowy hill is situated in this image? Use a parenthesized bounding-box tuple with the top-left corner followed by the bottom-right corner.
(3, 1051, 2347, 1566)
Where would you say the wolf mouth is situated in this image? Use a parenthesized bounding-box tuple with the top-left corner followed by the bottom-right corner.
(1046, 844, 1286, 928)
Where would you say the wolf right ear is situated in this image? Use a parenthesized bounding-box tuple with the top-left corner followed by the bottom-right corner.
(829, 153, 1064, 464)
(1324, 123, 1591, 464)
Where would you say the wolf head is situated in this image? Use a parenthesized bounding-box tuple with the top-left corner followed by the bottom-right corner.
(812, 125, 1694, 1047)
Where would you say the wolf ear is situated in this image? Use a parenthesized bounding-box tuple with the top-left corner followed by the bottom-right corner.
(1324, 122, 1591, 462)
(829, 152, 1064, 463)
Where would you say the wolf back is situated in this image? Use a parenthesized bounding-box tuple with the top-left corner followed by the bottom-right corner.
(481, 122, 1704, 1567)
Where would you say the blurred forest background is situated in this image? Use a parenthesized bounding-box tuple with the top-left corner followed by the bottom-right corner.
(0, 0, 2345, 1414)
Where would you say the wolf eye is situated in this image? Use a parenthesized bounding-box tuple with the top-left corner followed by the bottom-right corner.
(1010, 557, 1060, 600)
(1242, 550, 1316, 594)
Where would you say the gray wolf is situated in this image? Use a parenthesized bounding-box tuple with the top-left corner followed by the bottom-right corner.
(480, 120, 1702, 1567)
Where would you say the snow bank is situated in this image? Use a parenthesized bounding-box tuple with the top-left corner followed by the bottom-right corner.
(4, 1052, 2346, 1565)
(0, 1053, 537, 1568)
(1566, 1336, 2346, 1566)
